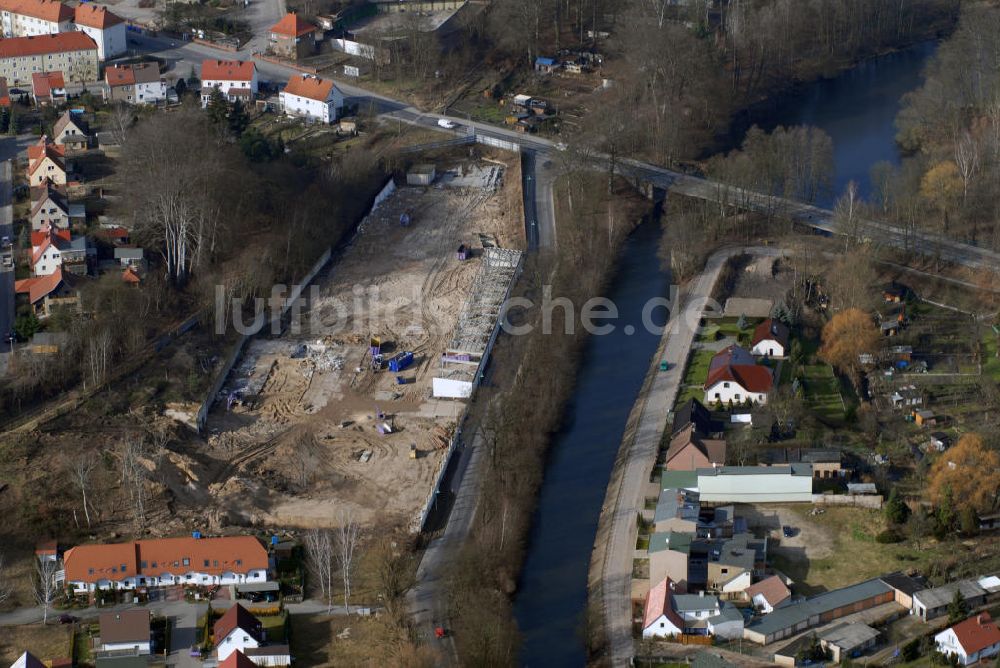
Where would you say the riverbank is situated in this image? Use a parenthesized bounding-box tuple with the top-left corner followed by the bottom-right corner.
(587, 246, 782, 667)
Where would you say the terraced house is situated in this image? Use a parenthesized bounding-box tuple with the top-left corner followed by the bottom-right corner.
(0, 31, 97, 86)
(62, 535, 270, 593)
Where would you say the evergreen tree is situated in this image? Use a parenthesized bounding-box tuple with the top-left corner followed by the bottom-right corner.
(206, 89, 229, 126)
(885, 487, 911, 525)
(228, 99, 249, 136)
(946, 589, 968, 624)
(737, 313, 747, 330)
(174, 78, 187, 98)
(7, 103, 17, 136)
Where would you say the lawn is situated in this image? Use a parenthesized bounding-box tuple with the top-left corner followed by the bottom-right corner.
(259, 612, 288, 642)
(982, 328, 1000, 381)
(768, 506, 1000, 596)
(681, 349, 715, 388)
(0, 624, 72, 665)
(289, 614, 433, 666)
(799, 364, 845, 421)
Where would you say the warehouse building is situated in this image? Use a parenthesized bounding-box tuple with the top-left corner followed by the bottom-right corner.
(696, 465, 814, 504)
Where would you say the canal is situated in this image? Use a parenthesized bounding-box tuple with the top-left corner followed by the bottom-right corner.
(513, 41, 937, 667)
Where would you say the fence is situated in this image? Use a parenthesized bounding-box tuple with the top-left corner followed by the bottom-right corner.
(399, 135, 475, 154)
(812, 493, 883, 509)
(476, 133, 521, 153)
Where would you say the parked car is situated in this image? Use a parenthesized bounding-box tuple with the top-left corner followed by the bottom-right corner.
(437, 118, 457, 129)
(782, 525, 794, 538)
(1, 236, 10, 247)
(59, 614, 79, 624)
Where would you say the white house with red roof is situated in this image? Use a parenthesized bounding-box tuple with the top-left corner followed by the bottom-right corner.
(30, 227, 88, 276)
(0, 0, 73, 38)
(73, 3, 126, 60)
(643, 577, 686, 638)
(105, 62, 166, 104)
(746, 574, 792, 614)
(30, 70, 65, 105)
(279, 73, 343, 124)
(27, 136, 66, 186)
(215, 604, 264, 661)
(935, 612, 1000, 665)
(643, 576, 744, 640)
(62, 535, 270, 593)
(751, 317, 790, 358)
(200, 59, 258, 107)
(704, 344, 773, 406)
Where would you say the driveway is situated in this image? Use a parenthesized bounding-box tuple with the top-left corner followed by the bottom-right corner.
(167, 601, 203, 668)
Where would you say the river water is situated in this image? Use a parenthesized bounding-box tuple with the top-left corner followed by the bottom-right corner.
(513, 42, 937, 667)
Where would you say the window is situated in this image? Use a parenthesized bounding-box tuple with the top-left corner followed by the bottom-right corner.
(235, 559, 242, 567)
(182, 557, 190, 566)
(723, 382, 730, 388)
(88, 568, 94, 575)
(204, 559, 210, 568)
(121, 564, 127, 572)
(151, 561, 157, 568)
(213, 560, 219, 567)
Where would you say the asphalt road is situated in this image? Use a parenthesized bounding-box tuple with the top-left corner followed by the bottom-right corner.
(0, 160, 15, 352)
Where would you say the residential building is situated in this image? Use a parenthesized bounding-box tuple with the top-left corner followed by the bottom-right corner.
(750, 318, 789, 358)
(31, 70, 64, 105)
(30, 183, 69, 230)
(913, 580, 988, 622)
(27, 136, 66, 186)
(114, 247, 143, 268)
(200, 59, 257, 107)
(105, 62, 166, 104)
(707, 534, 767, 593)
(649, 531, 693, 591)
(31, 227, 88, 276)
(935, 613, 1000, 666)
(215, 604, 263, 661)
(743, 578, 895, 644)
(890, 385, 923, 409)
(672, 398, 714, 437)
(279, 73, 343, 124)
(0, 0, 72, 38)
(704, 345, 773, 406)
(220, 651, 257, 668)
(98, 609, 151, 654)
(0, 32, 98, 86)
(654, 488, 701, 534)
(534, 56, 558, 73)
(642, 578, 744, 640)
(62, 535, 270, 593)
(746, 575, 791, 613)
(14, 266, 81, 318)
(52, 110, 89, 150)
(695, 465, 814, 504)
(73, 3, 126, 60)
(666, 425, 726, 471)
(760, 449, 845, 479)
(268, 12, 315, 60)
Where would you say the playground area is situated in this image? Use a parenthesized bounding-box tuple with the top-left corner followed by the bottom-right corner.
(204, 158, 524, 531)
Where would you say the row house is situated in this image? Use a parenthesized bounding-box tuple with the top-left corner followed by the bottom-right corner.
(105, 62, 166, 104)
(62, 535, 270, 593)
(0, 31, 98, 86)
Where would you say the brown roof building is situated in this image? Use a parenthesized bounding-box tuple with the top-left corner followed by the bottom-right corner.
(99, 609, 151, 650)
(666, 425, 726, 471)
(268, 12, 315, 60)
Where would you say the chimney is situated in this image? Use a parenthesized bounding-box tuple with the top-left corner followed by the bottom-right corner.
(699, 590, 705, 597)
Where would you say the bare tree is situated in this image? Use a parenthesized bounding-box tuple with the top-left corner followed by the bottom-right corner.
(69, 452, 98, 529)
(304, 529, 334, 612)
(953, 130, 979, 203)
(84, 326, 113, 388)
(835, 180, 861, 250)
(119, 434, 151, 530)
(335, 510, 360, 614)
(0, 552, 13, 605)
(33, 557, 60, 624)
(108, 102, 135, 147)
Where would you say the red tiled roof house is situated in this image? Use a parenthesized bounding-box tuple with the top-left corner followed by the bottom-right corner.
(704, 344, 773, 407)
(279, 73, 343, 124)
(935, 612, 1000, 666)
(74, 3, 126, 60)
(200, 59, 258, 107)
(268, 12, 316, 60)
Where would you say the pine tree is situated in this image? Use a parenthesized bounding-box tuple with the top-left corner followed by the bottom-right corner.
(947, 589, 968, 624)
(885, 488, 911, 525)
(228, 99, 249, 136)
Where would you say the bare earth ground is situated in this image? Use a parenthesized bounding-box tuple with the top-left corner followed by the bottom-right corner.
(198, 159, 523, 532)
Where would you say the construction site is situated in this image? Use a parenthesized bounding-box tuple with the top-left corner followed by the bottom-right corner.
(203, 157, 525, 532)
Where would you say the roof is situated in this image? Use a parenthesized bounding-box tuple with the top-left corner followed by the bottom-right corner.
(746, 579, 893, 637)
(649, 531, 693, 555)
(31, 228, 74, 265)
(752, 318, 790, 348)
(535, 57, 556, 66)
(35, 538, 58, 555)
(746, 575, 791, 607)
(879, 572, 925, 596)
(707, 604, 744, 626)
(99, 609, 150, 644)
(63, 535, 268, 584)
(15, 267, 66, 304)
(709, 345, 754, 371)
(0, 32, 96, 58)
(270, 12, 315, 37)
(760, 448, 842, 466)
(947, 612, 1000, 656)
(914, 579, 987, 609)
(244, 646, 291, 657)
(94, 657, 150, 668)
(847, 483, 877, 494)
(31, 71, 64, 99)
(643, 577, 685, 631)
(712, 533, 766, 571)
(697, 464, 813, 477)
(30, 185, 67, 217)
(660, 470, 699, 491)
(201, 59, 255, 82)
(0, 76, 8, 107)
(666, 425, 726, 469)
(820, 622, 880, 649)
(53, 110, 87, 138)
(214, 603, 263, 643)
(114, 247, 143, 260)
(704, 363, 773, 394)
(672, 397, 713, 436)
(690, 652, 738, 668)
(979, 576, 1000, 594)
(11, 652, 46, 668)
(0, 0, 72, 23)
(122, 266, 141, 284)
(674, 593, 721, 613)
(74, 3, 124, 28)
(282, 73, 337, 102)
(106, 63, 158, 86)
(654, 488, 700, 525)
(219, 651, 257, 668)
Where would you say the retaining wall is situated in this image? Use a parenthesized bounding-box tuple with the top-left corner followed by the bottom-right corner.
(812, 493, 883, 509)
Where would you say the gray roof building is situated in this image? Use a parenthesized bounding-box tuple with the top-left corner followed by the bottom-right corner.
(912, 580, 987, 620)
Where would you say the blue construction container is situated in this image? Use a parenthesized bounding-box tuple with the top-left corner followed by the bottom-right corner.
(388, 351, 414, 372)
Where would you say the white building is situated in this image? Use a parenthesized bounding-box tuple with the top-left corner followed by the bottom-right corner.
(63, 535, 270, 593)
(0, 0, 72, 38)
(200, 59, 258, 107)
(703, 345, 773, 407)
(279, 73, 343, 124)
(695, 465, 814, 504)
(642, 577, 744, 640)
(215, 604, 264, 661)
(105, 62, 166, 104)
(73, 4, 125, 60)
(30, 228, 87, 276)
(750, 317, 789, 358)
(935, 613, 1000, 666)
